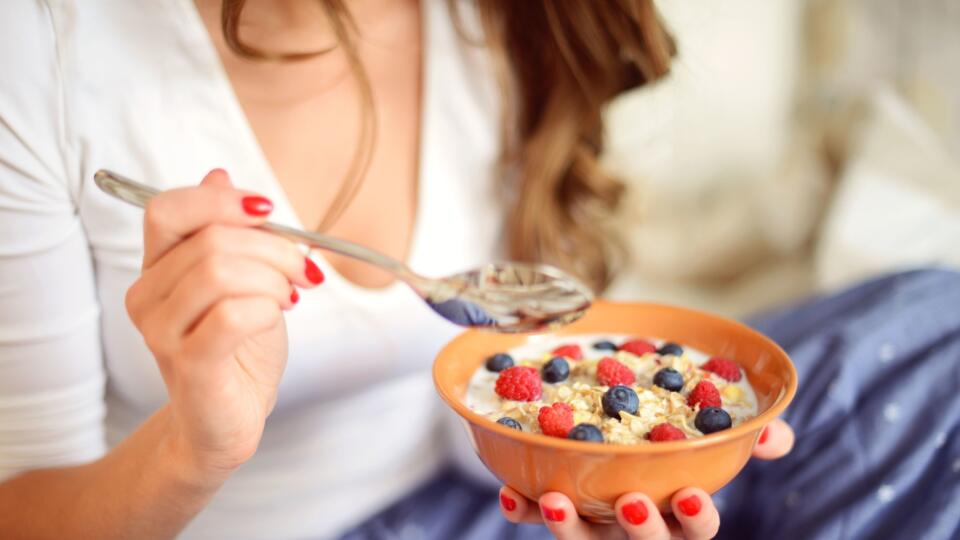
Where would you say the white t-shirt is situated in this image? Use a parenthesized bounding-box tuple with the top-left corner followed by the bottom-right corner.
(0, 1, 502, 538)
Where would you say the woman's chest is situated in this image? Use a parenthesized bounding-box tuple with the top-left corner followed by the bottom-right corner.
(205, 0, 424, 289)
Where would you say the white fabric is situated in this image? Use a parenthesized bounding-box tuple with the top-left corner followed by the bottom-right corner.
(816, 87, 960, 289)
(0, 1, 502, 538)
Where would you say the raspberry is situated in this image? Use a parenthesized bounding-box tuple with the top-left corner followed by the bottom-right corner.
(702, 357, 742, 382)
(647, 423, 687, 442)
(538, 402, 574, 438)
(620, 339, 656, 356)
(551, 344, 583, 360)
(596, 357, 636, 387)
(495, 366, 542, 401)
(687, 380, 721, 409)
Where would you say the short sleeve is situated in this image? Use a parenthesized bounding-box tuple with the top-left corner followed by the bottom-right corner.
(0, 1, 106, 480)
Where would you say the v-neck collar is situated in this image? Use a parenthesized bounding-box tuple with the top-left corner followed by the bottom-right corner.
(176, 0, 433, 297)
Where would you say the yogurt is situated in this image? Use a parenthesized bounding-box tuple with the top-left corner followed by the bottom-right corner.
(466, 334, 759, 444)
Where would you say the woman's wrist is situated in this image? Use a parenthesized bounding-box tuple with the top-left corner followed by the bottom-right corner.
(155, 405, 237, 493)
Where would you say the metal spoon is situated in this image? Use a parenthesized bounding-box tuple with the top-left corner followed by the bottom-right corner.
(93, 169, 593, 333)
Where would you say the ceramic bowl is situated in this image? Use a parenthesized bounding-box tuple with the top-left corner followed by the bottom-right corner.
(433, 300, 797, 522)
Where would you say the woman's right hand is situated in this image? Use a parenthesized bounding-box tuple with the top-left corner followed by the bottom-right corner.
(125, 169, 325, 478)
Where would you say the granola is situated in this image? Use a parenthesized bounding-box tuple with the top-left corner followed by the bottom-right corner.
(466, 335, 758, 444)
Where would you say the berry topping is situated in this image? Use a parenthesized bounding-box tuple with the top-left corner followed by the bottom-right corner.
(657, 342, 684, 357)
(695, 407, 732, 434)
(538, 402, 574, 438)
(620, 339, 657, 356)
(495, 366, 542, 401)
(592, 340, 619, 352)
(596, 357, 636, 387)
(496, 417, 522, 431)
(702, 357, 742, 382)
(541, 357, 570, 384)
(647, 423, 687, 442)
(652, 367, 685, 392)
(551, 344, 583, 360)
(485, 353, 514, 372)
(687, 380, 722, 409)
(568, 424, 604, 443)
(601, 385, 640, 419)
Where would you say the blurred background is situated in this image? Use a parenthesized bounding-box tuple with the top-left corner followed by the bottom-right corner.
(602, 0, 960, 317)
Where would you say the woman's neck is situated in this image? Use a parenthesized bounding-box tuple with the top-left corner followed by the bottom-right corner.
(195, 0, 409, 54)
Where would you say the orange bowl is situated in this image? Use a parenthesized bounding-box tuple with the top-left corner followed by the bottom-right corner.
(433, 300, 798, 522)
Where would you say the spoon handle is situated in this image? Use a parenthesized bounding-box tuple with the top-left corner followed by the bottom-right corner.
(93, 169, 425, 288)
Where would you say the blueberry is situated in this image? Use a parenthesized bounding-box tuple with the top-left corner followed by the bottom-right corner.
(568, 423, 604, 443)
(695, 407, 732, 434)
(601, 385, 639, 419)
(497, 417, 522, 431)
(652, 367, 684, 392)
(593, 340, 619, 352)
(485, 353, 514, 372)
(541, 357, 570, 383)
(658, 342, 684, 357)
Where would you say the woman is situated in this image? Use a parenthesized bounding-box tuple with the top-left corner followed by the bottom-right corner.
(1, 2, 956, 540)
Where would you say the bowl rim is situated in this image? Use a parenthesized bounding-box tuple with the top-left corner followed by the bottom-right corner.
(433, 300, 799, 454)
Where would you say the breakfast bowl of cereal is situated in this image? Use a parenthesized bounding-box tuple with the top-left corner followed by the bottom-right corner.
(433, 301, 797, 522)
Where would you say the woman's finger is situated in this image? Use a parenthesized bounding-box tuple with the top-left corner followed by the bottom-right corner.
(498, 486, 543, 525)
(669, 488, 720, 540)
(537, 492, 596, 540)
(751, 419, 795, 460)
(137, 254, 293, 360)
(161, 255, 296, 336)
(180, 296, 283, 366)
(613, 493, 671, 540)
(127, 225, 322, 321)
(144, 225, 321, 298)
(142, 169, 275, 268)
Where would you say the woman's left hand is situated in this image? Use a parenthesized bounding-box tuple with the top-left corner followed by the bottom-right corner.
(499, 419, 794, 540)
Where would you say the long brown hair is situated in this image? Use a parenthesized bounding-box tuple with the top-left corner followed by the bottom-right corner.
(221, 0, 673, 291)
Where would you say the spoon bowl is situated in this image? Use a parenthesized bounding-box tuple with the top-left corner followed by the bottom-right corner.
(426, 263, 593, 333)
(93, 169, 593, 333)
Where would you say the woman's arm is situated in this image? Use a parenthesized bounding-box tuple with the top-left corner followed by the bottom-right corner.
(0, 155, 229, 536)
(0, 7, 321, 536)
(0, 406, 228, 539)
(0, 165, 319, 538)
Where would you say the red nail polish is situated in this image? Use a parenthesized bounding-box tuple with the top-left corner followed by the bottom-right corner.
(305, 258, 324, 285)
(678, 495, 702, 517)
(500, 493, 516, 512)
(290, 289, 299, 304)
(758, 426, 769, 445)
(542, 506, 565, 522)
(241, 196, 273, 216)
(621, 499, 648, 525)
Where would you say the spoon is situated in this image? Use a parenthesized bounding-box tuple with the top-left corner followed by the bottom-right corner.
(93, 169, 593, 333)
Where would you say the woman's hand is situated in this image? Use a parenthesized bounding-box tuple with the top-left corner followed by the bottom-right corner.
(126, 169, 324, 478)
(499, 419, 795, 539)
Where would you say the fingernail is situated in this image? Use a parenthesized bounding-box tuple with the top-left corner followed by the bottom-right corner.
(758, 426, 769, 445)
(621, 499, 648, 525)
(242, 196, 273, 216)
(305, 258, 325, 285)
(678, 495, 702, 517)
(290, 289, 299, 305)
(542, 506, 565, 522)
(500, 493, 516, 512)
